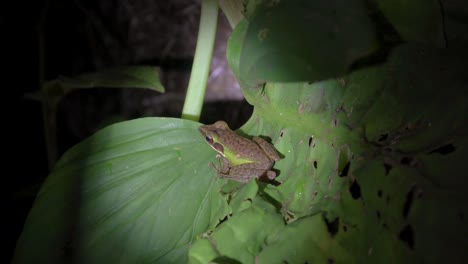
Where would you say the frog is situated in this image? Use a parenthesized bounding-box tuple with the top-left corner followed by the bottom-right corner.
(198, 120, 281, 183)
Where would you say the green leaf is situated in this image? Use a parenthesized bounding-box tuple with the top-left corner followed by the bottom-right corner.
(376, 0, 446, 47)
(57, 66, 164, 92)
(13, 118, 228, 264)
(27, 66, 164, 104)
(257, 214, 351, 263)
(222, 180, 259, 214)
(227, 43, 467, 262)
(188, 198, 284, 264)
(236, 0, 379, 84)
(188, 199, 351, 263)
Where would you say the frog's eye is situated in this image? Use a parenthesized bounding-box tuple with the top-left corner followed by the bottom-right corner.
(205, 136, 213, 144)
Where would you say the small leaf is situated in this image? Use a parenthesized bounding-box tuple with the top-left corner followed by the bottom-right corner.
(57, 66, 164, 92)
(27, 66, 165, 105)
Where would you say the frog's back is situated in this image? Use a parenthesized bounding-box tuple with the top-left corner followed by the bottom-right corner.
(219, 130, 270, 163)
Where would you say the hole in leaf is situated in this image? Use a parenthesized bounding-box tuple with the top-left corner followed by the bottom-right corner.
(218, 215, 230, 226)
(323, 216, 339, 237)
(338, 148, 350, 177)
(403, 185, 416, 219)
(342, 225, 348, 232)
(429, 144, 456, 155)
(376, 210, 381, 220)
(333, 119, 338, 127)
(383, 163, 392, 175)
(308, 136, 314, 147)
(378, 133, 388, 142)
(339, 161, 350, 177)
(399, 224, 414, 250)
(280, 130, 284, 137)
(377, 189, 383, 198)
(313, 160, 318, 169)
(350, 180, 361, 199)
(211, 256, 242, 264)
(400, 156, 412, 165)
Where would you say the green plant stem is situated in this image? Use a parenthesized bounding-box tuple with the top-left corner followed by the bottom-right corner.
(38, 0, 57, 170)
(181, 0, 219, 121)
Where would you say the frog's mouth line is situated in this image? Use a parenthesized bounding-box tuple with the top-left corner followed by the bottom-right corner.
(211, 142, 225, 156)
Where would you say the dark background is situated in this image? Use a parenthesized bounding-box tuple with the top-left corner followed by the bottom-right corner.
(10, 0, 251, 262)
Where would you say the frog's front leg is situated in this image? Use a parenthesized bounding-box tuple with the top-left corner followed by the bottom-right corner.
(209, 156, 230, 175)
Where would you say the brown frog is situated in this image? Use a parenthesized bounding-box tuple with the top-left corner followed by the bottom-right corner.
(199, 121, 281, 183)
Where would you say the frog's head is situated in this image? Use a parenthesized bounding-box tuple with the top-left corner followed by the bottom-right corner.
(198, 121, 229, 156)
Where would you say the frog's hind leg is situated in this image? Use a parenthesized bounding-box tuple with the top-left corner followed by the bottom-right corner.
(219, 164, 277, 183)
(252, 137, 281, 161)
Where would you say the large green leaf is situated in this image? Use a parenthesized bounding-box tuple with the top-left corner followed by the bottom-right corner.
(189, 25, 468, 262)
(376, 0, 446, 47)
(237, 0, 379, 85)
(13, 118, 228, 264)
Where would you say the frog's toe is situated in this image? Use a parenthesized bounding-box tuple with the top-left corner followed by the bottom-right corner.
(265, 170, 276, 180)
